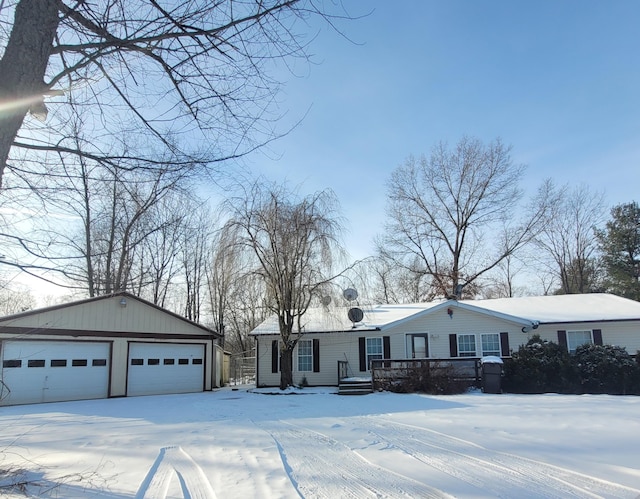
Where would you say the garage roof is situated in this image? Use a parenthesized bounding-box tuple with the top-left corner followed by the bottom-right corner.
(0, 291, 221, 338)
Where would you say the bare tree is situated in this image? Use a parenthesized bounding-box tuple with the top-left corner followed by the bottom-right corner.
(136, 195, 188, 307)
(0, 279, 35, 315)
(535, 183, 606, 294)
(367, 247, 430, 303)
(180, 207, 214, 322)
(207, 225, 269, 353)
(208, 221, 243, 349)
(0, 1, 350, 190)
(381, 136, 553, 299)
(223, 273, 269, 354)
(227, 182, 344, 389)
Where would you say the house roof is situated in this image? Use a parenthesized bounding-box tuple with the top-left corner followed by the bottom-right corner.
(249, 293, 640, 335)
(464, 293, 640, 323)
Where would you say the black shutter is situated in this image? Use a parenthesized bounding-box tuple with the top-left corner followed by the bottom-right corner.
(271, 340, 278, 373)
(593, 329, 603, 345)
(557, 330, 567, 350)
(383, 336, 391, 368)
(500, 332, 510, 357)
(383, 336, 391, 358)
(313, 339, 320, 372)
(449, 334, 458, 357)
(359, 337, 366, 371)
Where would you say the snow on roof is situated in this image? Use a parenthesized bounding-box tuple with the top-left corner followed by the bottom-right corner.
(249, 294, 640, 335)
(462, 293, 640, 323)
(251, 303, 444, 335)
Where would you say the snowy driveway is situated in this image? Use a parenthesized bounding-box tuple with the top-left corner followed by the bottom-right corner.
(0, 388, 639, 498)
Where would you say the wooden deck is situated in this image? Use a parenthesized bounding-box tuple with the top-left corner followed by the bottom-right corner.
(336, 358, 483, 394)
(370, 358, 482, 390)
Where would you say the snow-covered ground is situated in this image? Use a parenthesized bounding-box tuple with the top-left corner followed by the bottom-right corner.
(0, 387, 639, 498)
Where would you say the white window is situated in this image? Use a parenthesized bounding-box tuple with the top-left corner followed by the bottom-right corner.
(481, 333, 501, 357)
(366, 337, 383, 367)
(297, 340, 312, 372)
(567, 330, 593, 354)
(458, 334, 476, 357)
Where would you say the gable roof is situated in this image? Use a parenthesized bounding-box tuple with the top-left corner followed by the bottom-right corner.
(250, 293, 640, 335)
(0, 291, 221, 337)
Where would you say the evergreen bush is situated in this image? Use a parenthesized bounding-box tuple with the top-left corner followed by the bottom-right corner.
(502, 335, 578, 393)
(574, 344, 640, 395)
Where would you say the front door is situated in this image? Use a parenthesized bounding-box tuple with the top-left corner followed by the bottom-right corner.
(407, 334, 429, 358)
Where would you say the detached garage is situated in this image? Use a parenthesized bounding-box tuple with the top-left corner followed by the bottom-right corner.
(0, 292, 222, 406)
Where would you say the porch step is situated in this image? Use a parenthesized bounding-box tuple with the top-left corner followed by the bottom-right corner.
(338, 379, 373, 395)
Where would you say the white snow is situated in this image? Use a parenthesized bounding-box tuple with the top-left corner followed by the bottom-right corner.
(466, 293, 640, 323)
(480, 356, 504, 364)
(1, 387, 639, 498)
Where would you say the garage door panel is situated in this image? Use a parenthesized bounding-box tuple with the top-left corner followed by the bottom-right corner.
(127, 343, 204, 396)
(1, 341, 110, 406)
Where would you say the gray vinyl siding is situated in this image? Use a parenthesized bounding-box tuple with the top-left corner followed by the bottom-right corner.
(254, 308, 640, 387)
(256, 330, 394, 386)
(533, 322, 640, 354)
(383, 307, 522, 359)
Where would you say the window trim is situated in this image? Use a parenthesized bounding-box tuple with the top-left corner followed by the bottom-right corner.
(567, 330, 593, 354)
(457, 334, 477, 357)
(481, 333, 501, 357)
(366, 337, 384, 368)
(297, 339, 313, 372)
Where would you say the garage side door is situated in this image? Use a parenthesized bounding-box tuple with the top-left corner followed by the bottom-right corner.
(0, 341, 111, 406)
(127, 343, 205, 397)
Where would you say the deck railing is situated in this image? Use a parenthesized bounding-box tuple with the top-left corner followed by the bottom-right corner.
(337, 360, 349, 381)
(370, 358, 482, 388)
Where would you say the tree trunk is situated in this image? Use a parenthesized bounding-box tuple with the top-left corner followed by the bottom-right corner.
(279, 346, 294, 390)
(0, 0, 60, 187)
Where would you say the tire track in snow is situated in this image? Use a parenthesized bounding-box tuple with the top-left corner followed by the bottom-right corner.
(255, 420, 452, 499)
(360, 417, 640, 499)
(135, 446, 216, 499)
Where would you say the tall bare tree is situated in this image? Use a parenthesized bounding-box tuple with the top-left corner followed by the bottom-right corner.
(207, 222, 269, 352)
(0, 1, 349, 189)
(228, 182, 344, 389)
(535, 183, 606, 294)
(368, 247, 430, 303)
(381, 136, 553, 299)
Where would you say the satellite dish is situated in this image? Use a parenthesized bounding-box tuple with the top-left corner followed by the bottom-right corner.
(343, 288, 358, 301)
(348, 307, 364, 323)
(321, 295, 332, 306)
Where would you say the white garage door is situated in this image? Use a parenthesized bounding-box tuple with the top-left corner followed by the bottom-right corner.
(127, 343, 205, 397)
(0, 340, 110, 406)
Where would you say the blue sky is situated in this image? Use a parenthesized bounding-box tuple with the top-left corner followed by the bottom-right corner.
(245, 1, 640, 259)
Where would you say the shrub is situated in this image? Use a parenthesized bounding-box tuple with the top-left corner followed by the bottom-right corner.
(574, 344, 640, 395)
(503, 335, 578, 393)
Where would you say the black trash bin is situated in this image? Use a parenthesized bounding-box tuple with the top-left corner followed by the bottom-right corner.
(481, 356, 503, 394)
